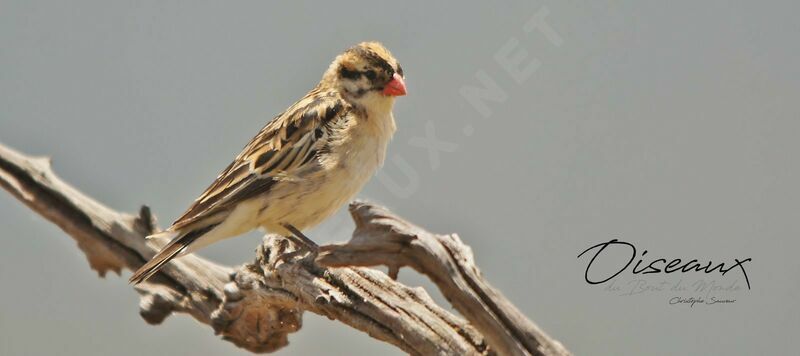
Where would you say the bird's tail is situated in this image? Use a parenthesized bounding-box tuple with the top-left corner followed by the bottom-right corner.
(128, 224, 219, 285)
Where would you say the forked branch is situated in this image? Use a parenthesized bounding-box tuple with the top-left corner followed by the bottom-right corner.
(0, 142, 569, 355)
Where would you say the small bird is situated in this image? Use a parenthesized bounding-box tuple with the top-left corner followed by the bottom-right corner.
(130, 42, 406, 284)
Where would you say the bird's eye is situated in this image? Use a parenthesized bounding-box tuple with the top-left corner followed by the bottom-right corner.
(340, 67, 361, 80)
(364, 70, 377, 81)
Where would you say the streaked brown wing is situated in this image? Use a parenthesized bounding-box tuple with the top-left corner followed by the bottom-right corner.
(169, 89, 347, 231)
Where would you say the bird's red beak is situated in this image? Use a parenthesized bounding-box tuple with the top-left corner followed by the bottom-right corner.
(382, 73, 407, 96)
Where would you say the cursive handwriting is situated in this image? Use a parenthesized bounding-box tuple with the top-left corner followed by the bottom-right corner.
(669, 296, 736, 306)
(577, 239, 751, 289)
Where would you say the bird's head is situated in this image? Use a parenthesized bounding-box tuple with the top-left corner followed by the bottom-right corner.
(323, 42, 406, 109)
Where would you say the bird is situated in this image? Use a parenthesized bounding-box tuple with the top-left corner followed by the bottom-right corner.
(129, 42, 406, 284)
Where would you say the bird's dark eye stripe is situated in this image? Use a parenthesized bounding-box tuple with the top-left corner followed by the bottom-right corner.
(341, 67, 389, 82)
(396, 64, 403, 77)
(340, 67, 361, 80)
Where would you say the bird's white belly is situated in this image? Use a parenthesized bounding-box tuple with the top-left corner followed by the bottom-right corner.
(258, 163, 373, 233)
(257, 116, 392, 234)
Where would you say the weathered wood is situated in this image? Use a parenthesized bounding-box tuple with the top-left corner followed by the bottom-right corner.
(0, 142, 569, 355)
(318, 202, 570, 356)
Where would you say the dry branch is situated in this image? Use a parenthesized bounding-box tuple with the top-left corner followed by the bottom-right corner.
(0, 142, 569, 355)
(319, 203, 569, 356)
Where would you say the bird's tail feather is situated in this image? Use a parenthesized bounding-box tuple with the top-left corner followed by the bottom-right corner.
(128, 224, 218, 285)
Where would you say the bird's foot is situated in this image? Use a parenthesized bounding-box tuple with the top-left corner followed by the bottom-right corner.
(272, 223, 318, 267)
(282, 223, 319, 251)
(273, 244, 318, 268)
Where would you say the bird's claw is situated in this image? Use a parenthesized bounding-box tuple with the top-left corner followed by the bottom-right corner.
(272, 243, 318, 268)
(271, 223, 319, 268)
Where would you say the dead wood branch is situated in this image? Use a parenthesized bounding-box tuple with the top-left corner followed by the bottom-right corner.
(0, 142, 569, 355)
(318, 203, 569, 356)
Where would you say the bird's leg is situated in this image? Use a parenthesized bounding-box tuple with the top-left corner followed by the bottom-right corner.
(273, 223, 318, 266)
(282, 223, 319, 252)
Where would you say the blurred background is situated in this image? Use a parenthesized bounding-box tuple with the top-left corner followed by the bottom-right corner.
(2, 1, 798, 355)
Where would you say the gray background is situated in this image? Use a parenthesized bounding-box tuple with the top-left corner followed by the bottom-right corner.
(1, 1, 798, 355)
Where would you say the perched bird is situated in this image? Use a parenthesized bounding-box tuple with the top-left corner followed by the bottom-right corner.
(129, 42, 406, 284)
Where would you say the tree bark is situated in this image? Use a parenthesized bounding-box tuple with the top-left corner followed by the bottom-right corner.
(0, 142, 569, 356)
(319, 203, 569, 356)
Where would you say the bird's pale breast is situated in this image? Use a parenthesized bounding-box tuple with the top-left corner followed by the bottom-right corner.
(256, 110, 395, 235)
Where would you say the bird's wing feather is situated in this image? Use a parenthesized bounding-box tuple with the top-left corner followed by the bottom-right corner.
(169, 89, 348, 231)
